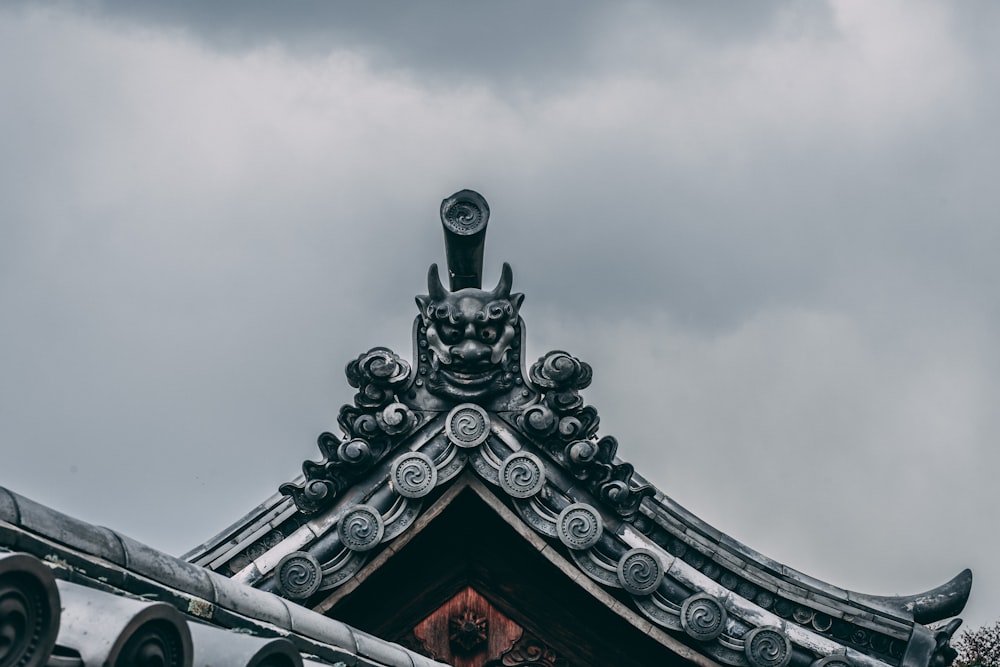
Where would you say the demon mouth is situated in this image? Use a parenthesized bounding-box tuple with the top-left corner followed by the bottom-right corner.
(438, 366, 500, 387)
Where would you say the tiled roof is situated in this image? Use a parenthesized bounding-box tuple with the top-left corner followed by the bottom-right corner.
(0, 485, 446, 667)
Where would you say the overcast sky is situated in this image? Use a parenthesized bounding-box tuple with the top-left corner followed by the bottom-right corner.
(1, 0, 996, 631)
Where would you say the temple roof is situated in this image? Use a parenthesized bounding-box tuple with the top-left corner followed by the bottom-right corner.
(184, 191, 972, 667)
(0, 485, 445, 667)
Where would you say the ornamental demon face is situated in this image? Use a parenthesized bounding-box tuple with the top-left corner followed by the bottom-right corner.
(415, 262, 524, 400)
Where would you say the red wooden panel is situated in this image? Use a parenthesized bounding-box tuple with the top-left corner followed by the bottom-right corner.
(412, 586, 522, 667)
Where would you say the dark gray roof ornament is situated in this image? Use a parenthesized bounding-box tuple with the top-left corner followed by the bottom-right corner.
(279, 190, 648, 517)
(439, 189, 490, 291)
(0, 552, 61, 667)
(55, 580, 193, 667)
(192, 190, 970, 667)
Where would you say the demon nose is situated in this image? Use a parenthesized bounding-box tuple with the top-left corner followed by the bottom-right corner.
(452, 339, 491, 365)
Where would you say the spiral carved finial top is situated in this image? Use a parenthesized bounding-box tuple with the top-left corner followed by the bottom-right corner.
(441, 189, 490, 236)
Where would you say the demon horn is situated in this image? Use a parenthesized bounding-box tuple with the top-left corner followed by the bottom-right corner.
(427, 263, 449, 300)
(491, 262, 513, 299)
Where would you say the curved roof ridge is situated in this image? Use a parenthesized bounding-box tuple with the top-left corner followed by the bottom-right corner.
(635, 474, 972, 626)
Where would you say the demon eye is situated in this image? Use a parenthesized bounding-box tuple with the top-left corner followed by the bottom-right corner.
(479, 325, 500, 343)
(439, 324, 463, 344)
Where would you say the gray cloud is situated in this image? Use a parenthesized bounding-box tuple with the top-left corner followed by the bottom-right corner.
(1, 0, 996, 632)
(8, 0, 795, 89)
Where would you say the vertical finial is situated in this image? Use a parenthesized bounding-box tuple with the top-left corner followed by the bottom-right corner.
(440, 189, 490, 290)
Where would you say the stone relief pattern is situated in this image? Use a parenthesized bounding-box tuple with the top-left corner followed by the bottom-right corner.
(485, 635, 570, 667)
(682, 594, 728, 641)
(337, 505, 385, 552)
(521, 351, 654, 519)
(275, 551, 322, 600)
(279, 347, 420, 513)
(227, 529, 286, 575)
(556, 503, 603, 551)
(617, 548, 663, 596)
(745, 628, 793, 667)
(391, 451, 438, 498)
(449, 609, 488, 653)
(499, 452, 546, 499)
